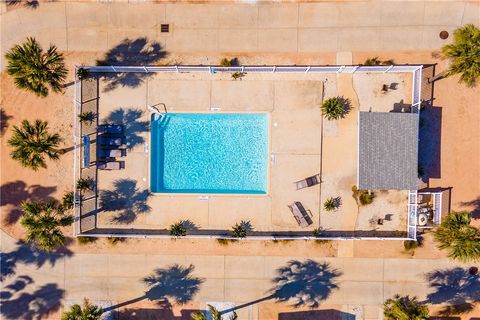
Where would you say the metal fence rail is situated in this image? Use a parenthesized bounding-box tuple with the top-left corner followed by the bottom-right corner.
(84, 64, 422, 74)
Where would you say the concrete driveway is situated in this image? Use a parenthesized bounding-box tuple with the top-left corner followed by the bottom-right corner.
(2, 230, 477, 320)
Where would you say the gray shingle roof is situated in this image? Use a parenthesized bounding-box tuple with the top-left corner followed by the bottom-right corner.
(358, 112, 419, 190)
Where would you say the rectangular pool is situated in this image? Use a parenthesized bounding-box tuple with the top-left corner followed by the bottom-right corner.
(150, 113, 269, 194)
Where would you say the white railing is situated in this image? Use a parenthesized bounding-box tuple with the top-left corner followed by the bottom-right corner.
(407, 190, 418, 240)
(73, 67, 81, 236)
(411, 67, 423, 113)
(83, 64, 422, 74)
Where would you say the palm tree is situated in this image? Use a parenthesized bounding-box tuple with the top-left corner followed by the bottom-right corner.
(7, 119, 62, 171)
(431, 24, 480, 87)
(62, 299, 103, 320)
(384, 295, 429, 320)
(5, 37, 67, 97)
(20, 199, 73, 251)
(61, 191, 74, 210)
(169, 221, 187, 237)
(191, 304, 237, 320)
(321, 97, 351, 120)
(76, 178, 94, 193)
(432, 211, 480, 262)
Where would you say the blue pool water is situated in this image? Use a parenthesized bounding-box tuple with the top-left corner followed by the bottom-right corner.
(150, 113, 269, 194)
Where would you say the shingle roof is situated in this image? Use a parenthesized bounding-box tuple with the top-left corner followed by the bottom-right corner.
(358, 112, 419, 190)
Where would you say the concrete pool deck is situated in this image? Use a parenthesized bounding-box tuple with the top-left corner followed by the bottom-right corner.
(89, 70, 411, 235)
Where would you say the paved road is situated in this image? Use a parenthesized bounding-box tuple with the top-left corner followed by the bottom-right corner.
(2, 230, 477, 320)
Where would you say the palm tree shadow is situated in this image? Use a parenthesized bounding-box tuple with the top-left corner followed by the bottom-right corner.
(0, 181, 57, 225)
(1, 109, 13, 136)
(223, 260, 342, 313)
(425, 267, 480, 314)
(99, 179, 151, 224)
(1, 240, 73, 282)
(103, 108, 149, 151)
(96, 37, 166, 92)
(271, 260, 342, 308)
(0, 276, 64, 320)
(460, 197, 480, 219)
(104, 264, 204, 312)
(5, 0, 40, 9)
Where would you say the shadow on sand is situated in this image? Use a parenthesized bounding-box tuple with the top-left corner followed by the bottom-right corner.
(96, 38, 166, 92)
(0, 276, 64, 320)
(425, 267, 480, 316)
(0, 181, 57, 225)
(1, 240, 73, 282)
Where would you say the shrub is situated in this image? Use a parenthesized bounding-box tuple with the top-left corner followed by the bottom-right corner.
(324, 197, 341, 211)
(404, 240, 419, 252)
(231, 220, 251, 238)
(232, 72, 246, 80)
(364, 57, 395, 66)
(352, 186, 375, 206)
(220, 58, 231, 67)
(169, 221, 187, 237)
(61, 191, 74, 210)
(107, 237, 126, 245)
(76, 67, 90, 80)
(321, 97, 351, 120)
(76, 178, 93, 192)
(77, 236, 97, 245)
(312, 227, 323, 238)
(78, 111, 96, 124)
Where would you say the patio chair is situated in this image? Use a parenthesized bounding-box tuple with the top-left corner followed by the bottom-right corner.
(97, 161, 124, 170)
(295, 174, 321, 190)
(288, 201, 313, 228)
(98, 124, 123, 134)
(98, 136, 125, 147)
(98, 148, 126, 158)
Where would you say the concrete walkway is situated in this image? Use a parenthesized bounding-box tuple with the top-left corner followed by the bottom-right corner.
(1, 1, 479, 61)
(1, 230, 476, 320)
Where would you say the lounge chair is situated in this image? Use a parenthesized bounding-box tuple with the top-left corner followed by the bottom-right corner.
(288, 201, 313, 228)
(295, 174, 321, 190)
(98, 124, 123, 134)
(97, 161, 124, 170)
(98, 148, 126, 158)
(98, 136, 124, 147)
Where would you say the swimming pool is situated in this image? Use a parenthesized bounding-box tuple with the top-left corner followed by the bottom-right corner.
(150, 113, 269, 194)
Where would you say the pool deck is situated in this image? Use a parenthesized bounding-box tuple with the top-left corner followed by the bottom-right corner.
(92, 70, 411, 235)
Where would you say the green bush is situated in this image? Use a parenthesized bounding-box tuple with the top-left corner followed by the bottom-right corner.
(231, 220, 251, 238)
(107, 237, 126, 245)
(404, 240, 419, 252)
(220, 58, 231, 67)
(321, 97, 351, 120)
(61, 191, 74, 210)
(324, 197, 341, 211)
(76, 178, 93, 192)
(77, 236, 97, 245)
(169, 221, 187, 237)
(352, 186, 375, 206)
(364, 57, 395, 66)
(78, 111, 96, 124)
(76, 67, 90, 80)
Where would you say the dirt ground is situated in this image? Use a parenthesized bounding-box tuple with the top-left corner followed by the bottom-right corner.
(1, 50, 479, 264)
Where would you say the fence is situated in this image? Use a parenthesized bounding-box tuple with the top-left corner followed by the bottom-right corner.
(73, 64, 423, 240)
(85, 64, 421, 74)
